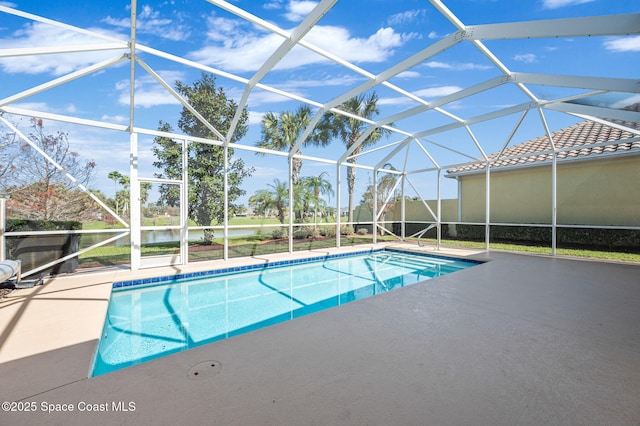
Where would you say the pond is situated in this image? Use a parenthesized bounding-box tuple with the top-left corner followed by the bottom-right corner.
(80, 228, 262, 247)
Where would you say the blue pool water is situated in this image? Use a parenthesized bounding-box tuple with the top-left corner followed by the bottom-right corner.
(92, 249, 480, 376)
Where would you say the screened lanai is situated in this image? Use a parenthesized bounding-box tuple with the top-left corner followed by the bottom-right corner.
(0, 0, 639, 277)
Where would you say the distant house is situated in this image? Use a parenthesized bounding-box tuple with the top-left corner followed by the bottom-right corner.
(445, 115, 640, 227)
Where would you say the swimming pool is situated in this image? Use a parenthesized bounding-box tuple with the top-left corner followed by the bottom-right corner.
(92, 249, 480, 376)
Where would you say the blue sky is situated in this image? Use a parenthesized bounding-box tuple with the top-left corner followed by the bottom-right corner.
(0, 0, 638, 207)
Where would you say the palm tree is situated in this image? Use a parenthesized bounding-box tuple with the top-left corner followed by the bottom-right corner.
(117, 175, 130, 217)
(266, 179, 289, 224)
(108, 171, 122, 214)
(300, 171, 333, 226)
(248, 189, 274, 217)
(256, 105, 330, 186)
(318, 92, 391, 223)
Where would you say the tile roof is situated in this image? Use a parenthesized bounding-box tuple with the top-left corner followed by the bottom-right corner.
(447, 109, 640, 176)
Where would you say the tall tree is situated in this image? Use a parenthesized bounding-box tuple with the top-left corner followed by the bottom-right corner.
(318, 92, 391, 223)
(0, 122, 19, 181)
(108, 170, 123, 215)
(248, 189, 274, 218)
(153, 73, 253, 243)
(256, 105, 330, 186)
(266, 179, 289, 224)
(299, 172, 333, 226)
(360, 163, 399, 233)
(2, 118, 96, 220)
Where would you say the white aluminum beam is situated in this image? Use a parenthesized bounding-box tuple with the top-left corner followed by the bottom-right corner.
(324, 32, 464, 112)
(466, 14, 640, 40)
(405, 176, 438, 221)
(129, 0, 138, 132)
(0, 43, 126, 58)
(136, 44, 249, 85)
(512, 73, 640, 93)
(0, 5, 126, 44)
(224, 0, 337, 145)
(355, 140, 406, 158)
(544, 102, 640, 123)
(567, 113, 640, 137)
(0, 116, 128, 227)
(136, 57, 226, 141)
(496, 109, 530, 160)
(1, 106, 129, 131)
(465, 125, 489, 161)
(0, 54, 126, 106)
(415, 102, 534, 139)
(375, 140, 411, 170)
(379, 76, 509, 126)
(420, 138, 481, 162)
(414, 139, 440, 170)
(541, 90, 607, 106)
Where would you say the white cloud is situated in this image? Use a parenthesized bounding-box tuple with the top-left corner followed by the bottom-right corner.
(541, 0, 595, 9)
(603, 36, 640, 52)
(251, 165, 287, 178)
(101, 114, 129, 123)
(428, 31, 439, 39)
(284, 1, 318, 22)
(244, 75, 364, 107)
(0, 22, 126, 75)
(513, 53, 537, 63)
(396, 71, 421, 79)
(263, 2, 284, 10)
(415, 86, 463, 99)
(115, 71, 185, 108)
(379, 86, 462, 106)
(11, 101, 78, 115)
(0, 1, 17, 7)
(277, 74, 364, 89)
(248, 111, 267, 125)
(12, 101, 52, 112)
(387, 9, 427, 26)
(424, 61, 492, 71)
(189, 16, 413, 73)
(246, 89, 305, 107)
(102, 5, 190, 41)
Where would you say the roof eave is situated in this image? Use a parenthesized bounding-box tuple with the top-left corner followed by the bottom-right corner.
(445, 149, 640, 178)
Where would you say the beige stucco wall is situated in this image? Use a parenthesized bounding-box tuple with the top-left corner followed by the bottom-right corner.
(353, 199, 458, 225)
(456, 154, 640, 226)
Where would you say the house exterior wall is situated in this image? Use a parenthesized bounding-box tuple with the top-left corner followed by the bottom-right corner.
(353, 199, 458, 224)
(456, 154, 640, 226)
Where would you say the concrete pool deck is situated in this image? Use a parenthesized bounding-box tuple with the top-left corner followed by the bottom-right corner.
(1, 243, 639, 425)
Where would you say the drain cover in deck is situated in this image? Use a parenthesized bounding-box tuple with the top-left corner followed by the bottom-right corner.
(187, 360, 222, 380)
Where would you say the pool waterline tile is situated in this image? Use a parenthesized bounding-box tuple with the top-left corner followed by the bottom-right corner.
(112, 248, 482, 291)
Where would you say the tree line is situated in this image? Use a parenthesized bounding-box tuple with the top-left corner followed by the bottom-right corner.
(1, 73, 392, 240)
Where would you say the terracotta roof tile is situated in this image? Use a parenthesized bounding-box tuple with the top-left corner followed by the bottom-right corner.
(447, 107, 640, 175)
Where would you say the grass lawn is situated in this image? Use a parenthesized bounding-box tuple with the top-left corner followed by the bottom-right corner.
(77, 231, 640, 269)
(417, 238, 640, 263)
(82, 216, 282, 229)
(78, 234, 376, 268)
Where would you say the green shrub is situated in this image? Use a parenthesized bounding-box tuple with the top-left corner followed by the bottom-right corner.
(356, 227, 368, 235)
(6, 219, 82, 232)
(271, 228, 288, 239)
(340, 225, 354, 235)
(445, 224, 640, 252)
(319, 226, 336, 238)
(293, 226, 319, 239)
